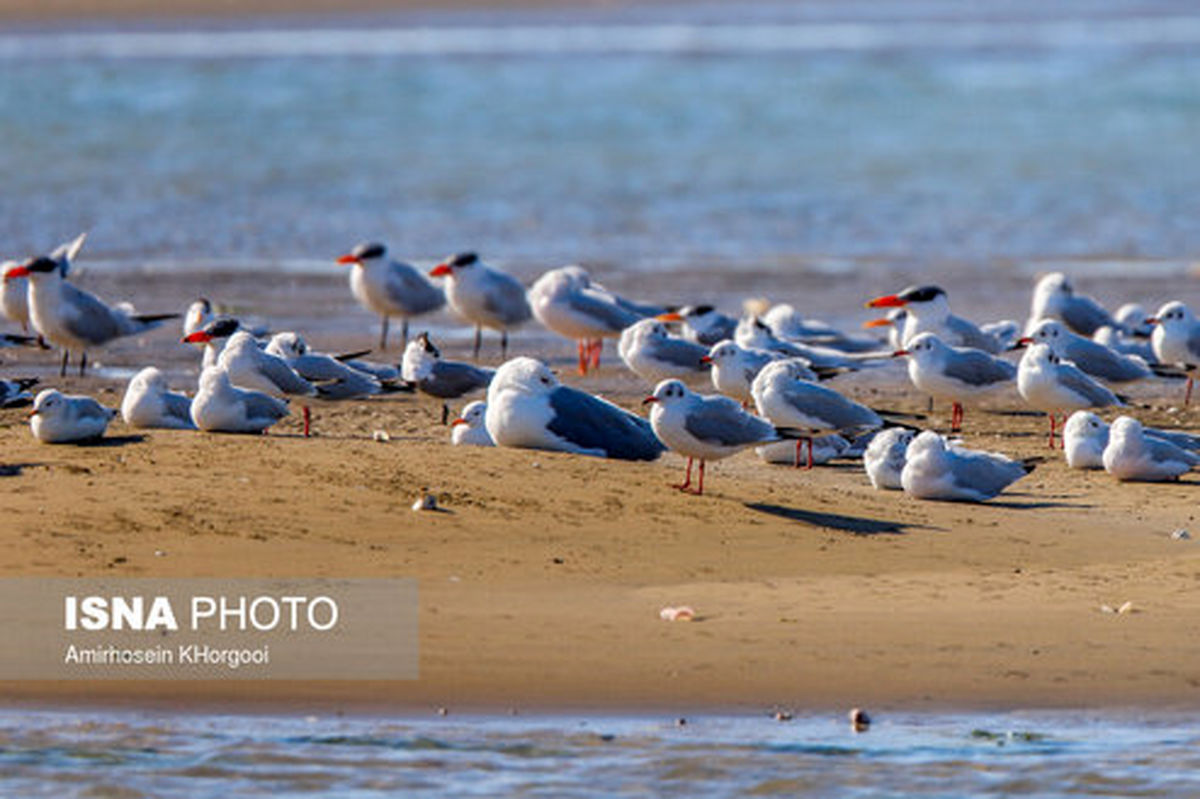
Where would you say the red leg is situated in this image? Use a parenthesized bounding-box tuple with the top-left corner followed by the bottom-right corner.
(1186, 377, 1194, 406)
(303, 406, 311, 438)
(589, 338, 602, 369)
(951, 402, 963, 433)
(577, 340, 587, 375)
(696, 460, 706, 495)
(794, 439, 803, 468)
(1047, 412, 1057, 449)
(673, 457, 693, 491)
(806, 438, 814, 470)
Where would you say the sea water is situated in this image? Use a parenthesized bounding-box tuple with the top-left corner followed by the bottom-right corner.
(2, 708, 1199, 797)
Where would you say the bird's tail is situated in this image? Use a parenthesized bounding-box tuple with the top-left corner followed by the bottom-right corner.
(133, 313, 182, 325)
(1150, 363, 1190, 380)
(1018, 456, 1044, 474)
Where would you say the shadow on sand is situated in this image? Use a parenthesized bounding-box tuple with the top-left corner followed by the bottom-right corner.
(745, 502, 936, 536)
(0, 462, 42, 476)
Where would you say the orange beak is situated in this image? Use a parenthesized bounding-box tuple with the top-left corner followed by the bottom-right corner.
(450, 418, 468, 426)
(336, 254, 360, 265)
(28, 408, 39, 417)
(862, 317, 894, 329)
(865, 294, 906, 309)
(656, 312, 684, 323)
(182, 331, 212, 344)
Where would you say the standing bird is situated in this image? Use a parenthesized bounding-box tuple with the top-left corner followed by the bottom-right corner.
(10, 254, 178, 377)
(218, 331, 318, 436)
(485, 356, 663, 460)
(865, 285, 1003, 353)
(863, 428, 916, 490)
(900, 430, 1034, 502)
(1016, 342, 1121, 447)
(752, 359, 885, 469)
(2, 232, 86, 335)
(336, 241, 444, 351)
(893, 332, 1016, 432)
(1149, 301, 1200, 405)
(1027, 272, 1119, 337)
(703, 340, 788, 406)
(121, 367, 196, 429)
(429, 252, 531, 359)
(528, 266, 647, 375)
(401, 332, 494, 424)
(29, 389, 115, 443)
(1103, 416, 1200, 482)
(1021, 319, 1154, 383)
(657, 305, 737, 346)
(618, 319, 710, 385)
(450, 400, 494, 447)
(644, 378, 791, 495)
(191, 366, 290, 434)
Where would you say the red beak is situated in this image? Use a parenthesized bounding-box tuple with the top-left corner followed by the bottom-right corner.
(642, 396, 658, 405)
(1145, 317, 1160, 325)
(865, 294, 906, 309)
(336, 254, 360, 265)
(182, 331, 212, 344)
(450, 418, 468, 426)
(5, 265, 30, 279)
(863, 317, 893, 329)
(429, 263, 452, 277)
(699, 355, 712, 364)
(891, 349, 910, 357)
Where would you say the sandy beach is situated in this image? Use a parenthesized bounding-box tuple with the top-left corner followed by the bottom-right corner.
(1, 264, 1199, 716)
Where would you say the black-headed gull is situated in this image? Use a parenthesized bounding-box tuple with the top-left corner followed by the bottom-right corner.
(618, 318, 710, 385)
(485, 356, 663, 460)
(528, 266, 646, 375)
(644, 378, 789, 495)
(336, 241, 444, 350)
(1027, 272, 1119, 337)
(11, 251, 177, 377)
(1021, 319, 1153, 383)
(401, 332, 494, 423)
(429, 252, 531, 359)
(1103, 416, 1200, 482)
(191, 366, 289, 434)
(218, 330, 317, 436)
(450, 400, 494, 447)
(751, 359, 884, 469)
(763, 303, 881, 353)
(121, 367, 196, 430)
(893, 332, 1015, 432)
(29, 388, 115, 443)
(265, 332, 384, 400)
(703, 339, 788, 406)
(863, 428, 916, 490)
(1017, 342, 1121, 447)
(735, 316, 879, 370)
(1149, 301, 1200, 405)
(657, 305, 736, 346)
(901, 430, 1034, 502)
(865, 285, 1003, 353)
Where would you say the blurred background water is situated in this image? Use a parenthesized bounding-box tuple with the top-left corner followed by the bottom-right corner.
(1, 0, 1198, 271)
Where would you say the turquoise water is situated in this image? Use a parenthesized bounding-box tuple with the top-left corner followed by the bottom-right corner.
(2, 709, 1199, 797)
(2, 2, 1199, 267)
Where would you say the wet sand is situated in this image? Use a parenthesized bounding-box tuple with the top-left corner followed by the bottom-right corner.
(2, 265, 1200, 714)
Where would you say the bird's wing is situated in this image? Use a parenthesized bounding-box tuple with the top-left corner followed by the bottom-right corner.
(943, 349, 1016, 387)
(946, 315, 1001, 353)
(59, 284, 122, 345)
(481, 272, 532, 325)
(242, 390, 290, 421)
(547, 386, 664, 461)
(385, 262, 445, 314)
(568, 289, 642, 333)
(425, 361, 494, 398)
(684, 396, 775, 446)
(258, 353, 316, 396)
(1058, 363, 1118, 405)
(1061, 296, 1115, 336)
(645, 335, 710, 370)
(781, 382, 881, 432)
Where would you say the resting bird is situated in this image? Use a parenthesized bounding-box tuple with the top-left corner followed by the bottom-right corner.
(121, 367, 196, 429)
(900, 431, 1035, 502)
(29, 389, 115, 443)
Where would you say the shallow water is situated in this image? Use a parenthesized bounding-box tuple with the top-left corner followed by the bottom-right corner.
(2, 708, 1199, 797)
(3, 0, 1199, 268)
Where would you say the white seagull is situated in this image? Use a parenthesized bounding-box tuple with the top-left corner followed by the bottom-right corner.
(265, 332, 384, 400)
(703, 339, 788, 406)
(1016, 342, 1121, 447)
(485, 356, 664, 460)
(1103, 416, 1200, 482)
(900, 430, 1035, 502)
(528, 265, 646, 375)
(218, 331, 317, 436)
(29, 389, 115, 444)
(865, 285, 1003, 353)
(121, 367, 196, 429)
(336, 241, 445, 350)
(450, 400, 494, 447)
(863, 428, 916, 490)
(1027, 272, 1119, 336)
(618, 318, 710, 385)
(1020, 319, 1153, 383)
(1149, 301, 1200, 405)
(644, 378, 789, 495)
(893, 332, 1015, 432)
(191, 366, 290, 434)
(429, 251, 531, 359)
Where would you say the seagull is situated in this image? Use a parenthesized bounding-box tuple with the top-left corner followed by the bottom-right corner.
(900, 430, 1035, 502)
(401, 332, 495, 423)
(181, 316, 246, 370)
(450, 400, 494, 447)
(865, 285, 1003, 353)
(11, 252, 178, 376)
(618, 318, 710, 385)
(1065, 410, 1200, 471)
(863, 428, 916, 490)
(893, 332, 1016, 432)
(1092, 324, 1156, 364)
(1016, 342, 1121, 447)
(528, 265, 646, 375)
(736, 316, 879, 370)
(763, 303, 880, 353)
(336, 241, 445, 350)
(1115, 303, 1154, 339)
(428, 252, 531, 359)
(644, 378, 791, 495)
(0, 377, 39, 408)
(29, 388, 115, 443)
(218, 331, 318, 436)
(751, 359, 884, 469)
(1021, 319, 1154, 383)
(182, 298, 213, 340)
(485, 356, 664, 460)
(191, 366, 290, 434)
(1149, 301, 1200, 404)
(1026, 272, 1119, 337)
(703, 339, 788, 406)
(1103, 416, 1200, 482)
(264, 332, 384, 400)
(656, 305, 736, 346)
(121, 367, 196, 429)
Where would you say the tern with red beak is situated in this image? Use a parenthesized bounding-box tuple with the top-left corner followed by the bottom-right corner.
(893, 332, 1015, 432)
(865, 285, 1003, 353)
(429, 252, 531, 359)
(336, 241, 444, 350)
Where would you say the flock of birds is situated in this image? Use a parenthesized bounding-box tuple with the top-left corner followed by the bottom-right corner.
(3, 233, 1200, 504)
